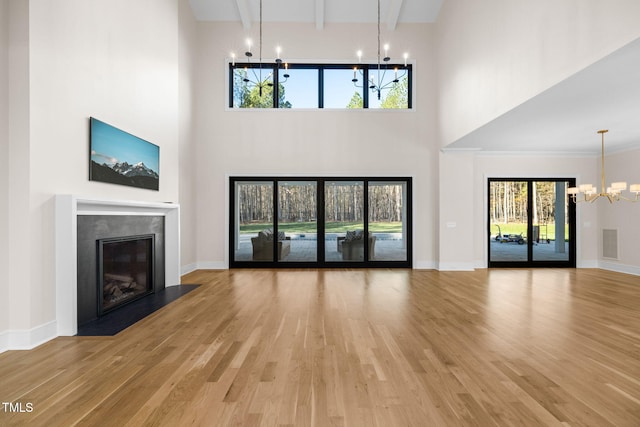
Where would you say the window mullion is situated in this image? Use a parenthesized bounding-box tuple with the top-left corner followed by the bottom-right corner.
(363, 67, 369, 109)
(318, 67, 324, 109)
(273, 65, 279, 108)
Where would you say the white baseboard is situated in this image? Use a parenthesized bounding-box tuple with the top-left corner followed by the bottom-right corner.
(196, 261, 228, 270)
(577, 260, 599, 268)
(185, 261, 438, 271)
(599, 261, 640, 277)
(181, 262, 228, 276)
(0, 320, 57, 353)
(414, 260, 437, 270)
(0, 330, 8, 354)
(437, 262, 476, 271)
(180, 263, 199, 276)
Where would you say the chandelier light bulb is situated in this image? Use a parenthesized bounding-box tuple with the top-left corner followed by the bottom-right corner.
(275, 46, 283, 64)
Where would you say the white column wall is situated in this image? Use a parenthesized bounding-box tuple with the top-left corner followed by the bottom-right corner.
(178, 0, 198, 273)
(0, 0, 10, 346)
(438, 151, 475, 270)
(6, 0, 31, 347)
(193, 22, 439, 269)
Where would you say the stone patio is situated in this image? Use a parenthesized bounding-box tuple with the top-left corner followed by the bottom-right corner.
(489, 239, 570, 262)
(233, 233, 570, 264)
(233, 233, 408, 263)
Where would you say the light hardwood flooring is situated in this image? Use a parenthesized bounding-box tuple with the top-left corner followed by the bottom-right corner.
(1, 268, 640, 426)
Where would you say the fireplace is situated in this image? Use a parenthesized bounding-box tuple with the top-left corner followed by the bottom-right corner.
(55, 195, 180, 337)
(76, 214, 166, 327)
(97, 234, 155, 315)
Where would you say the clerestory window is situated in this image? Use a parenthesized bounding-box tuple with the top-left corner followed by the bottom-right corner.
(229, 63, 412, 109)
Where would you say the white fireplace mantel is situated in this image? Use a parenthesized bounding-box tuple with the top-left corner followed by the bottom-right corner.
(55, 195, 181, 336)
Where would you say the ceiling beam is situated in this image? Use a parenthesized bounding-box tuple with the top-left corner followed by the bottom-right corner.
(315, 0, 325, 30)
(386, 0, 403, 31)
(235, 0, 252, 30)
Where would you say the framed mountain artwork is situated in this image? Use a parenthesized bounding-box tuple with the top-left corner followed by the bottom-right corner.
(89, 117, 160, 191)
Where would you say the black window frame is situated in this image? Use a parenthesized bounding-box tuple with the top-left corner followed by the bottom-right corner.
(229, 62, 413, 109)
(487, 177, 577, 268)
(229, 176, 413, 268)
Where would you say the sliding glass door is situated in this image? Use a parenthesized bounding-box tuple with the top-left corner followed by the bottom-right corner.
(532, 181, 570, 262)
(368, 181, 409, 262)
(230, 177, 412, 268)
(489, 180, 529, 263)
(324, 181, 365, 262)
(232, 181, 274, 262)
(488, 178, 576, 267)
(278, 181, 318, 263)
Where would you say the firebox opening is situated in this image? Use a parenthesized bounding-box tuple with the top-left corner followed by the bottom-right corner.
(97, 234, 155, 316)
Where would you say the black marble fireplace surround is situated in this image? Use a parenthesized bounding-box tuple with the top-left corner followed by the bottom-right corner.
(77, 215, 165, 326)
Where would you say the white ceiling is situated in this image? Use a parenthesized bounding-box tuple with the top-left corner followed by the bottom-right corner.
(189, 0, 444, 27)
(189, 1, 640, 155)
(443, 37, 640, 155)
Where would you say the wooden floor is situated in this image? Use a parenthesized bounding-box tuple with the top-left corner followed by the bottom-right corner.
(1, 268, 640, 426)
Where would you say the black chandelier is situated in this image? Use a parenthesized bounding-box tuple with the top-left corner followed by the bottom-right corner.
(352, 0, 408, 100)
(233, 0, 289, 97)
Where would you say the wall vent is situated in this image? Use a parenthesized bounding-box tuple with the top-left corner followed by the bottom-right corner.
(602, 229, 619, 260)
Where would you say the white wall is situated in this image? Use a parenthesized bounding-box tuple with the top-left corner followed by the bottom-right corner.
(434, 0, 640, 271)
(598, 147, 640, 275)
(6, 0, 31, 347)
(179, 0, 198, 272)
(29, 0, 180, 203)
(193, 22, 439, 268)
(4, 0, 181, 347)
(436, 0, 640, 147)
(0, 0, 10, 345)
(438, 151, 600, 270)
(438, 151, 475, 270)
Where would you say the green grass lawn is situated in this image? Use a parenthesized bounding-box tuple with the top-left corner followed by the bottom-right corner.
(240, 221, 403, 234)
(491, 223, 569, 241)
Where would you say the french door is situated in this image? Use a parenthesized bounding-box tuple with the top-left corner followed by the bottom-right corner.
(488, 178, 576, 267)
(230, 177, 412, 268)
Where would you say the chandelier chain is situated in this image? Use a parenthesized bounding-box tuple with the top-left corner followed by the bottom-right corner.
(351, 0, 407, 100)
(259, 0, 262, 64)
(377, 0, 381, 85)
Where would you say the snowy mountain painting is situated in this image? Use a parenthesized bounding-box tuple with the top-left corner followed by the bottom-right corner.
(89, 118, 160, 191)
